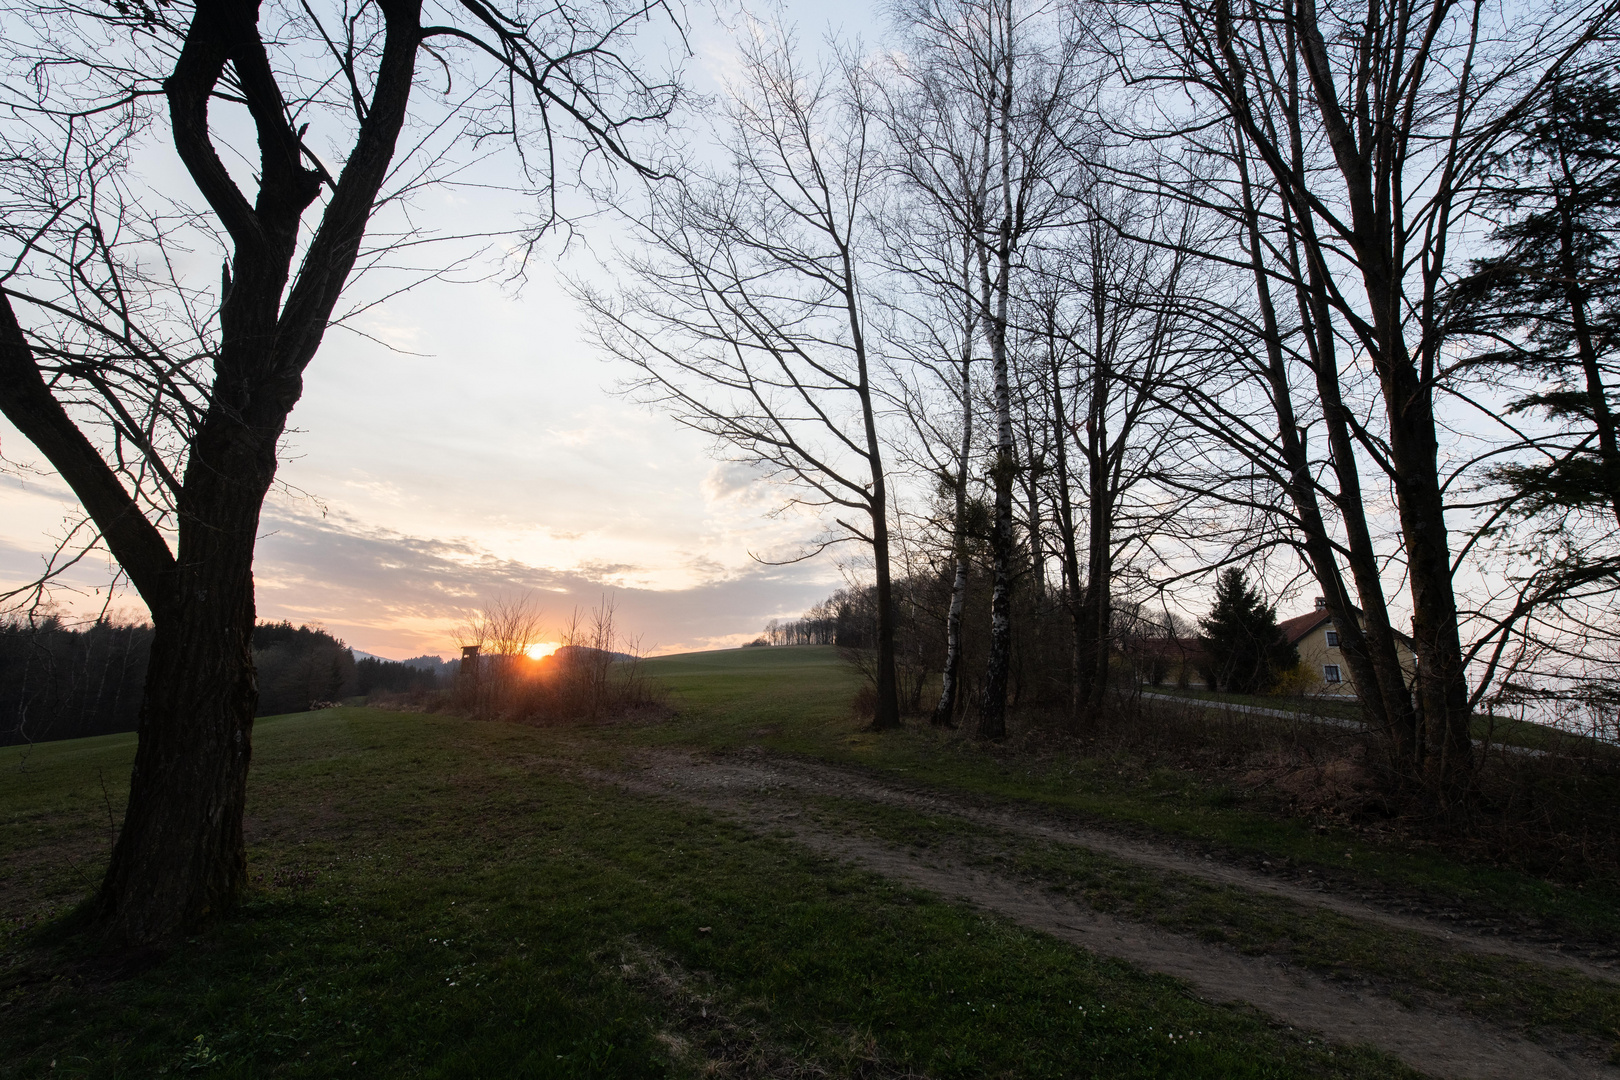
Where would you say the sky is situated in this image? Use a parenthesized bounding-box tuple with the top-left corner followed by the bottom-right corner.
(0, 0, 888, 661)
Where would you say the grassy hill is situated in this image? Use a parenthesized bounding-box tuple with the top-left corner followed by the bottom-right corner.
(3, 645, 1611, 1077)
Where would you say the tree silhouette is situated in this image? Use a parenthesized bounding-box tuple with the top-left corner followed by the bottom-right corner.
(0, 0, 678, 945)
(1198, 568, 1296, 694)
(1451, 77, 1620, 529)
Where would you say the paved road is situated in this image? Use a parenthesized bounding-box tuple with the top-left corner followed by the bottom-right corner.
(1138, 690, 1550, 757)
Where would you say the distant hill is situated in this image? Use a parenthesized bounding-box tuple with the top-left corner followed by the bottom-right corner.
(552, 645, 638, 665)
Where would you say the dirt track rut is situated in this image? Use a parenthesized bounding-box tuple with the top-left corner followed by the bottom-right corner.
(660, 753, 1618, 982)
(600, 749, 1620, 1080)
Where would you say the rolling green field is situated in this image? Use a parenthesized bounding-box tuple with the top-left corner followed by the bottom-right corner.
(1, 645, 1611, 1077)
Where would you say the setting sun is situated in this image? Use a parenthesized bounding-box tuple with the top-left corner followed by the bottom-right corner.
(525, 642, 561, 660)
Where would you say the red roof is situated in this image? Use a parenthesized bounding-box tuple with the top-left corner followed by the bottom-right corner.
(1277, 609, 1333, 645)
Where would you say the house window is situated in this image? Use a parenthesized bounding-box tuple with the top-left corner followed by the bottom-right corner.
(1323, 664, 1342, 683)
(1325, 630, 1339, 648)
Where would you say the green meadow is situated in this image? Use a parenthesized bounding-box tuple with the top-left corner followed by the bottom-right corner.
(3, 645, 1612, 1077)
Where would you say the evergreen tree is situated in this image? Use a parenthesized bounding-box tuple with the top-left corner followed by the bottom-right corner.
(1199, 568, 1298, 693)
(251, 622, 357, 716)
(1448, 76, 1620, 527)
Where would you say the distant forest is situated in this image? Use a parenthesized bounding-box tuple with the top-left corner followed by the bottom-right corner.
(0, 618, 447, 746)
(760, 589, 875, 649)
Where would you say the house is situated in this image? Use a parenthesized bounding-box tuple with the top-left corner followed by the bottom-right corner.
(1278, 598, 1417, 697)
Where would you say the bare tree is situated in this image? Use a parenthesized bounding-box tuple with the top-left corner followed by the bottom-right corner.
(884, 0, 1088, 738)
(877, 243, 982, 724)
(1025, 179, 1195, 719)
(453, 592, 548, 710)
(0, 0, 679, 943)
(578, 28, 905, 727)
(871, 152, 983, 725)
(1111, 0, 1616, 798)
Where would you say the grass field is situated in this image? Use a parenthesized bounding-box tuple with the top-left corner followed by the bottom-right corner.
(2, 645, 1613, 1077)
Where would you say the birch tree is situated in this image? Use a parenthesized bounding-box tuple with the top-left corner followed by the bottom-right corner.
(877, 227, 982, 725)
(886, 0, 1087, 738)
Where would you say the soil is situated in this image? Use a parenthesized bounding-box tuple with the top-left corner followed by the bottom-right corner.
(595, 747, 1620, 1080)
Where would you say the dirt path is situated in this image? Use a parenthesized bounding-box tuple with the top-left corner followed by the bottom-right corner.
(641, 750, 1618, 983)
(600, 749, 1619, 1080)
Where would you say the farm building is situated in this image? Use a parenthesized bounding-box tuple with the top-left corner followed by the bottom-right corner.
(1278, 598, 1417, 698)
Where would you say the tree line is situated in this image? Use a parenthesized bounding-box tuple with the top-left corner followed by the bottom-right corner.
(1, 617, 445, 746)
(588, 0, 1620, 811)
(771, 563, 1302, 699)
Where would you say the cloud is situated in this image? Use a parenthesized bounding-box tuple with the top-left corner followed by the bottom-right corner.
(252, 502, 834, 659)
(701, 459, 772, 504)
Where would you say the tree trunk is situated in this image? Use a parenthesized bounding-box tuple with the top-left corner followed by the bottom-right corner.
(979, 343, 1015, 739)
(1049, 351, 1085, 724)
(1303, 272, 1423, 767)
(978, 297, 1015, 740)
(934, 353, 973, 727)
(855, 260, 901, 729)
(94, 579, 258, 943)
(977, 37, 1016, 742)
(1387, 373, 1475, 798)
(1073, 268, 1112, 715)
(92, 396, 280, 942)
(1080, 483, 1112, 716)
(935, 547, 969, 726)
(869, 483, 903, 730)
(1022, 437, 1046, 600)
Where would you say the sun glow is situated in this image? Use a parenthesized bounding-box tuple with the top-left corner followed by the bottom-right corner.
(526, 642, 561, 660)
